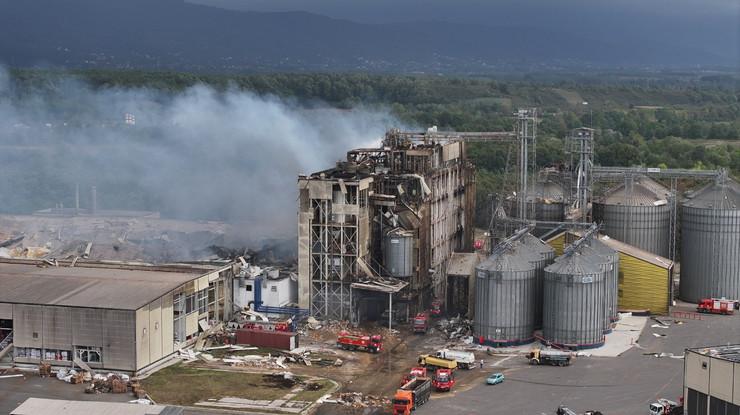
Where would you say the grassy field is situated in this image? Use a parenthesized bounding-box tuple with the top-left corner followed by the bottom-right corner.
(141, 363, 333, 406)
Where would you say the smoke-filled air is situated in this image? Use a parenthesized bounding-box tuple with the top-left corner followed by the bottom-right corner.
(0, 69, 399, 238)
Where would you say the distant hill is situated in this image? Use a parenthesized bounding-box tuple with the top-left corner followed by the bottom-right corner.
(0, 0, 731, 73)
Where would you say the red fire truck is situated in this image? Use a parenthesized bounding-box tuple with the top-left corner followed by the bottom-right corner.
(412, 312, 429, 334)
(430, 300, 443, 318)
(400, 367, 428, 386)
(336, 331, 383, 353)
(432, 368, 455, 392)
(697, 298, 737, 315)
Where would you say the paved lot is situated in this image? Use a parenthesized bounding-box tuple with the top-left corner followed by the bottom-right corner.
(419, 311, 740, 415)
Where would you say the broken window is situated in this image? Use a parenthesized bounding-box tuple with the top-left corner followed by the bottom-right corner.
(197, 289, 207, 314)
(15, 347, 42, 359)
(43, 349, 71, 361)
(186, 293, 195, 314)
(75, 346, 102, 363)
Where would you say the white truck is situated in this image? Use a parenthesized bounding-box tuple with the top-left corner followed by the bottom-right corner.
(649, 398, 682, 415)
(435, 349, 475, 369)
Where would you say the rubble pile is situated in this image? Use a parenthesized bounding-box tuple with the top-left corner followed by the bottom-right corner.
(437, 316, 473, 340)
(83, 373, 132, 394)
(327, 392, 389, 408)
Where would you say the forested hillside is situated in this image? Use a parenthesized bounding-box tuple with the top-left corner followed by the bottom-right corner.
(3, 69, 739, 224)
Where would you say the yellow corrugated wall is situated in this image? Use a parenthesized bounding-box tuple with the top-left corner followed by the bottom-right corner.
(546, 233, 566, 256)
(617, 253, 670, 315)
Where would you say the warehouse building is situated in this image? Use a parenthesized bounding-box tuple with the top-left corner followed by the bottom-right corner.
(684, 345, 740, 415)
(0, 258, 234, 373)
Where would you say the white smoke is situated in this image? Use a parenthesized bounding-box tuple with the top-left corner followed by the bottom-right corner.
(0, 69, 400, 237)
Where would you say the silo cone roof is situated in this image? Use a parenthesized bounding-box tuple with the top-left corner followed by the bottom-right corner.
(521, 233, 555, 258)
(598, 176, 670, 206)
(584, 238, 618, 259)
(526, 180, 565, 203)
(484, 246, 536, 273)
(683, 178, 740, 210)
(546, 252, 602, 276)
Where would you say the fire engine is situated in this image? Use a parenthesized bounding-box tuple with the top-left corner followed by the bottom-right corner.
(432, 368, 455, 391)
(697, 298, 737, 315)
(336, 331, 383, 353)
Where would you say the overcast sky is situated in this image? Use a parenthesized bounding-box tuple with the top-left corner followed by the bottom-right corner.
(188, 0, 739, 24)
(187, 0, 739, 62)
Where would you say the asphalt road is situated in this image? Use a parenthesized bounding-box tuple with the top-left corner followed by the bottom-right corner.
(418, 311, 740, 415)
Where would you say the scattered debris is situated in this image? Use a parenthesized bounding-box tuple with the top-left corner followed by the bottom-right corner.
(652, 333, 666, 337)
(436, 316, 473, 339)
(651, 324, 669, 329)
(328, 392, 389, 408)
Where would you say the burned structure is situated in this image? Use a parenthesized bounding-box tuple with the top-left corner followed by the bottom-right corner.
(297, 129, 514, 322)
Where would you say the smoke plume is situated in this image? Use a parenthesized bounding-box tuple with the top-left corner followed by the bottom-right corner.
(0, 69, 399, 238)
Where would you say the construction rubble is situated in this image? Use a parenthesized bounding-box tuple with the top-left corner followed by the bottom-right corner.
(436, 315, 474, 340)
(321, 392, 389, 408)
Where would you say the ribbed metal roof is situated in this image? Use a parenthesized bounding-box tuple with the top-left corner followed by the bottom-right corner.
(479, 244, 536, 273)
(520, 234, 555, 258)
(0, 261, 211, 310)
(526, 180, 565, 202)
(683, 178, 740, 210)
(546, 252, 602, 275)
(598, 176, 670, 206)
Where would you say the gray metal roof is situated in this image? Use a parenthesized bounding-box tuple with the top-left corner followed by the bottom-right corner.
(525, 180, 565, 202)
(11, 398, 182, 415)
(0, 260, 216, 310)
(683, 178, 740, 210)
(689, 344, 740, 363)
(447, 252, 480, 276)
(598, 176, 670, 206)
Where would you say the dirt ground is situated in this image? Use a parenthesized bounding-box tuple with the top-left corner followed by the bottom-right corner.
(281, 320, 495, 414)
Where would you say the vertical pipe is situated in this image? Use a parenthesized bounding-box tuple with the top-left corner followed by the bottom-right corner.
(75, 183, 80, 214)
(91, 186, 97, 215)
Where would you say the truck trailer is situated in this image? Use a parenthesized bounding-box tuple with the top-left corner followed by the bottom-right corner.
(393, 377, 432, 415)
(418, 354, 457, 370)
(527, 349, 572, 366)
(435, 349, 475, 369)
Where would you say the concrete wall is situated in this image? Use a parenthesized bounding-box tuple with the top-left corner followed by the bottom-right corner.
(684, 349, 740, 414)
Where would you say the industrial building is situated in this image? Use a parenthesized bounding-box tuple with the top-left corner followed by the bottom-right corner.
(298, 128, 512, 322)
(684, 345, 740, 415)
(0, 258, 234, 373)
(233, 264, 298, 311)
(11, 398, 183, 415)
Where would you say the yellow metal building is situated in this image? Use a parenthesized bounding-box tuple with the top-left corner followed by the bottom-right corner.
(545, 232, 673, 315)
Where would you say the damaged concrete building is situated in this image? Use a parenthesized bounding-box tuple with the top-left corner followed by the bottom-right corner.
(0, 259, 235, 373)
(298, 129, 513, 322)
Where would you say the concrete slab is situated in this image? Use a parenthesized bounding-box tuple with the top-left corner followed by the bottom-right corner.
(588, 314, 647, 357)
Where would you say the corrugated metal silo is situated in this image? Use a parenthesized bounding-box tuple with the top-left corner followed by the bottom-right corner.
(577, 242, 618, 333)
(543, 253, 606, 348)
(474, 244, 538, 346)
(520, 233, 556, 329)
(383, 228, 414, 277)
(593, 176, 671, 257)
(510, 180, 566, 237)
(680, 178, 740, 303)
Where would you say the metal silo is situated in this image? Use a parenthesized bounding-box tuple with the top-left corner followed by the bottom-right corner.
(383, 228, 414, 277)
(543, 253, 606, 349)
(510, 179, 566, 237)
(680, 178, 740, 303)
(520, 234, 556, 329)
(593, 176, 670, 257)
(474, 243, 538, 346)
(577, 242, 618, 333)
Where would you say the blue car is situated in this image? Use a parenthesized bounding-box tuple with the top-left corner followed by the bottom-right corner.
(486, 372, 505, 385)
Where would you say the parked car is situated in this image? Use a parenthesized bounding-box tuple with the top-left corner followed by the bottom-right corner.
(486, 372, 505, 385)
